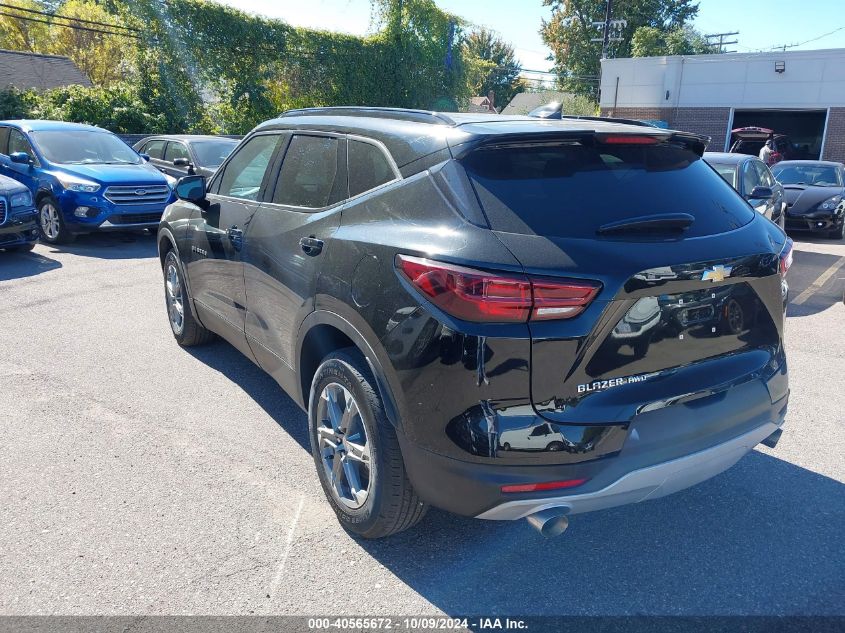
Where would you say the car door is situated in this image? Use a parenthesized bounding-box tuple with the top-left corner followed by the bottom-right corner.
(1, 129, 40, 193)
(185, 132, 285, 358)
(749, 159, 777, 220)
(162, 141, 192, 178)
(243, 133, 347, 381)
(140, 139, 168, 174)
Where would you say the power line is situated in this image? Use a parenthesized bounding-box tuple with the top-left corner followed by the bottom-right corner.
(0, 1, 141, 33)
(704, 31, 739, 53)
(771, 25, 845, 51)
(0, 9, 142, 39)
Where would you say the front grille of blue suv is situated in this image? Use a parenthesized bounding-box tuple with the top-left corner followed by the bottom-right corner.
(0, 120, 174, 244)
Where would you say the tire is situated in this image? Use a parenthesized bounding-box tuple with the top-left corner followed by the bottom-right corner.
(308, 349, 427, 538)
(162, 249, 214, 346)
(7, 242, 36, 252)
(37, 196, 74, 244)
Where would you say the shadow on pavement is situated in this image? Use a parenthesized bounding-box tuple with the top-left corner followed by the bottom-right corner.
(359, 452, 844, 616)
(45, 231, 159, 260)
(786, 250, 845, 317)
(0, 249, 62, 281)
(181, 327, 844, 616)
(184, 338, 310, 451)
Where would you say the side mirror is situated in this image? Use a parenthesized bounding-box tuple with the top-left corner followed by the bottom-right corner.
(175, 174, 206, 204)
(172, 157, 196, 174)
(9, 152, 32, 165)
(748, 186, 773, 199)
(139, 153, 150, 162)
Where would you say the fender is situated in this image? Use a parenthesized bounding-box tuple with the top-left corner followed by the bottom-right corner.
(157, 223, 207, 330)
(296, 309, 403, 429)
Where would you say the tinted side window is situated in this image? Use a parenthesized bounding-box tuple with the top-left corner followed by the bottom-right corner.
(273, 135, 339, 208)
(742, 161, 759, 194)
(164, 142, 190, 162)
(753, 161, 773, 188)
(143, 140, 166, 159)
(0, 127, 9, 154)
(348, 140, 395, 197)
(9, 130, 35, 158)
(462, 143, 755, 239)
(217, 134, 280, 201)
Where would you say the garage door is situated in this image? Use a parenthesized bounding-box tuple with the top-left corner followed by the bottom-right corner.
(729, 109, 827, 160)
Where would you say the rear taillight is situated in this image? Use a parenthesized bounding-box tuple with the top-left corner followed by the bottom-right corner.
(779, 238, 794, 276)
(396, 255, 600, 323)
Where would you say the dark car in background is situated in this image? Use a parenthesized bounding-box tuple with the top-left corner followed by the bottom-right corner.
(772, 160, 845, 239)
(704, 152, 785, 228)
(729, 127, 793, 164)
(0, 173, 38, 252)
(0, 120, 174, 244)
(158, 108, 791, 539)
(134, 135, 239, 181)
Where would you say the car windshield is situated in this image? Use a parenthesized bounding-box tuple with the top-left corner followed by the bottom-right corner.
(710, 163, 737, 187)
(772, 164, 841, 187)
(31, 130, 142, 165)
(191, 139, 238, 167)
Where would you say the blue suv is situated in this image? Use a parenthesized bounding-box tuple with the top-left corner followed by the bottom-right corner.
(0, 173, 38, 251)
(0, 121, 174, 244)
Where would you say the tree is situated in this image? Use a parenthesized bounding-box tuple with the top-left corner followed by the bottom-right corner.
(541, 0, 700, 99)
(462, 28, 523, 111)
(45, 0, 137, 86)
(631, 24, 710, 56)
(0, 0, 51, 52)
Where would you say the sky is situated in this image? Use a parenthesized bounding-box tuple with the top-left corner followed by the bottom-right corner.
(216, 0, 845, 76)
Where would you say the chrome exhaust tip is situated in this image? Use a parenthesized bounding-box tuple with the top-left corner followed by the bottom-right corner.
(525, 508, 570, 538)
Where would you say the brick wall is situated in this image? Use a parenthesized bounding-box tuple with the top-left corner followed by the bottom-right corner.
(822, 108, 845, 163)
(602, 106, 732, 152)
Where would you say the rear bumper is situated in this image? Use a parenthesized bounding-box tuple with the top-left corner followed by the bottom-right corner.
(399, 377, 788, 519)
(477, 420, 779, 520)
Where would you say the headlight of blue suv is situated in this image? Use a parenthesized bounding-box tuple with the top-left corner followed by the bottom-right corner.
(55, 172, 101, 193)
(819, 195, 842, 211)
(9, 190, 33, 208)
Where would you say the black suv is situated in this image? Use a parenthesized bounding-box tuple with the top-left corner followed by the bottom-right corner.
(158, 108, 792, 538)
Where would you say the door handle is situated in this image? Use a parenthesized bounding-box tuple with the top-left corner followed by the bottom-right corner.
(227, 226, 244, 251)
(299, 236, 324, 256)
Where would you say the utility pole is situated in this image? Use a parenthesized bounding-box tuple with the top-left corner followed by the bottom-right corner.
(704, 31, 739, 53)
(601, 0, 614, 60)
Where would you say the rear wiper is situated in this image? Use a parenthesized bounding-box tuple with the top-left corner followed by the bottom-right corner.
(597, 213, 695, 235)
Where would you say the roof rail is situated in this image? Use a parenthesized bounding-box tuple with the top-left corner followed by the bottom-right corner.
(558, 114, 659, 128)
(278, 106, 457, 126)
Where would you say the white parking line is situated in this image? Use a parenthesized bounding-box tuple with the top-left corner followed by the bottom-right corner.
(792, 256, 845, 305)
(269, 494, 305, 595)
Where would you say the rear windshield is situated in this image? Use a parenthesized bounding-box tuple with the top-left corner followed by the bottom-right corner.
(461, 142, 755, 239)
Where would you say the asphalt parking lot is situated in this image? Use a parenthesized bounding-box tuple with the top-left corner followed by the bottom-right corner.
(1, 232, 843, 616)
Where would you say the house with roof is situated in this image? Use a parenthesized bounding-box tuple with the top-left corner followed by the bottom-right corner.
(0, 49, 92, 91)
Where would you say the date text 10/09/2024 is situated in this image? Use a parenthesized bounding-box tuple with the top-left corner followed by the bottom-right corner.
(307, 618, 529, 630)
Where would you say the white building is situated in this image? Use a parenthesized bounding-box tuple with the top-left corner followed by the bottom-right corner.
(599, 48, 845, 161)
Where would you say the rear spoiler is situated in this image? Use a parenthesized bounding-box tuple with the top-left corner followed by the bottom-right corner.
(450, 129, 711, 159)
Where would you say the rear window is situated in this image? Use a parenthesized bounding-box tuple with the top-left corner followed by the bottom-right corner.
(461, 142, 755, 239)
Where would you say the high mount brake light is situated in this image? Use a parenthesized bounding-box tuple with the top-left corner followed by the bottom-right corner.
(599, 135, 660, 145)
(780, 238, 794, 276)
(395, 255, 600, 323)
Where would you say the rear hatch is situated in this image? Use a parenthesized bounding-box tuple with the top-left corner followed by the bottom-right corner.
(456, 130, 789, 429)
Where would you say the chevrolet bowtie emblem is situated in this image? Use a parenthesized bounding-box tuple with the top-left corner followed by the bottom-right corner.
(702, 264, 732, 282)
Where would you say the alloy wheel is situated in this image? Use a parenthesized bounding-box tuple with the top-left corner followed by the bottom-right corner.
(40, 202, 61, 240)
(316, 382, 371, 509)
(165, 263, 185, 334)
